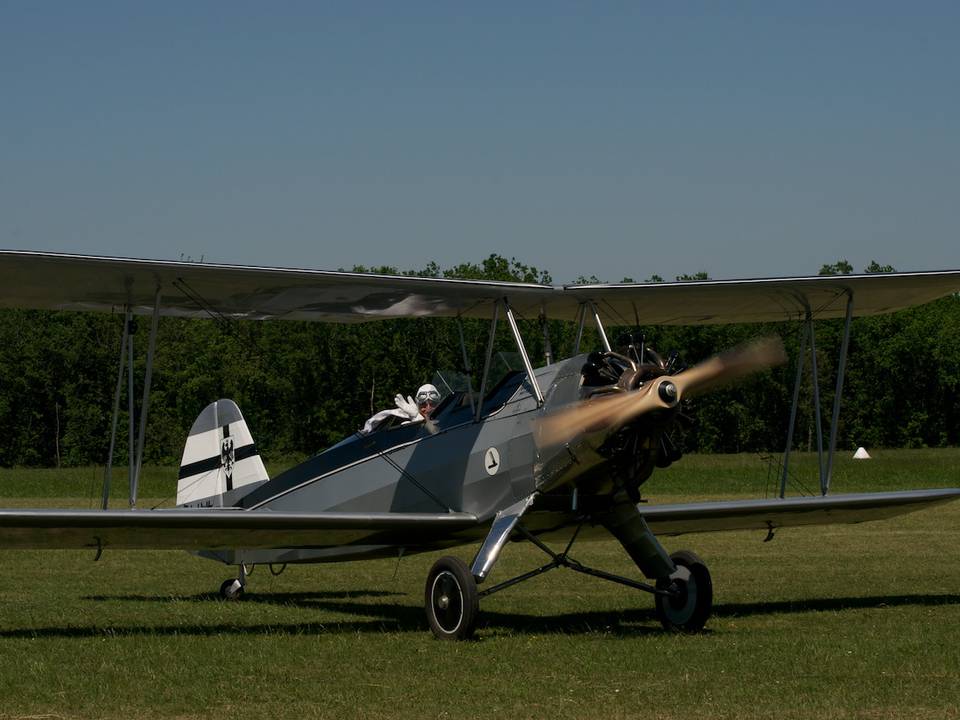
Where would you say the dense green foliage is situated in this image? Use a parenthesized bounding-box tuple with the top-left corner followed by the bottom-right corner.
(0, 256, 957, 467)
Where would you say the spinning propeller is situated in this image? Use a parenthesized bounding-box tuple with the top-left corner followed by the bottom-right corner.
(535, 337, 787, 449)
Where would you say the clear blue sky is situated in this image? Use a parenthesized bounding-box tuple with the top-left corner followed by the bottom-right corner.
(2, 2, 957, 283)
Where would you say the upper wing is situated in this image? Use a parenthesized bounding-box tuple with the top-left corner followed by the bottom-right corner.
(641, 488, 960, 537)
(1, 250, 958, 324)
(0, 250, 558, 322)
(0, 508, 479, 550)
(569, 272, 960, 325)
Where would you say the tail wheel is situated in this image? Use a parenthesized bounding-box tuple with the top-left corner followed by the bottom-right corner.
(655, 550, 713, 633)
(425, 556, 479, 640)
(219, 578, 244, 601)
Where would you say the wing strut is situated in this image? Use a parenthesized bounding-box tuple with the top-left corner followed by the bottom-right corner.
(539, 308, 553, 365)
(101, 289, 163, 510)
(590, 301, 612, 352)
(572, 302, 587, 354)
(455, 317, 476, 417)
(102, 308, 132, 510)
(475, 300, 500, 422)
(825, 293, 854, 493)
(780, 291, 854, 497)
(504, 299, 544, 407)
(126, 307, 135, 505)
(131, 286, 161, 508)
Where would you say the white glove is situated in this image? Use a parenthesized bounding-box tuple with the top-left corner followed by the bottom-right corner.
(394, 394, 421, 420)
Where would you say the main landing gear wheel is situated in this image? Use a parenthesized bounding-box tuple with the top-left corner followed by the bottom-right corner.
(425, 556, 479, 640)
(655, 550, 713, 633)
(219, 578, 244, 601)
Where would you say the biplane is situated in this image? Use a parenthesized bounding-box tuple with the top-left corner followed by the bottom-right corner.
(0, 250, 957, 639)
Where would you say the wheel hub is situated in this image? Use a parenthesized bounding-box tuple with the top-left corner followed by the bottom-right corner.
(430, 571, 464, 633)
(662, 574, 698, 623)
(424, 556, 481, 640)
(667, 580, 689, 610)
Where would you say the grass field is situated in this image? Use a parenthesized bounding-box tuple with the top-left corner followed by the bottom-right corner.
(0, 450, 958, 719)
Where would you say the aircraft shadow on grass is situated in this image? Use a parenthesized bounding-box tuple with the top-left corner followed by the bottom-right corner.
(1, 591, 956, 641)
(81, 589, 405, 604)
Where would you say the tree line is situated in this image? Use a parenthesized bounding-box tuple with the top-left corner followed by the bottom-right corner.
(0, 255, 956, 468)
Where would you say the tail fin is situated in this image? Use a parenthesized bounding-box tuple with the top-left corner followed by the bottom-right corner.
(177, 399, 269, 507)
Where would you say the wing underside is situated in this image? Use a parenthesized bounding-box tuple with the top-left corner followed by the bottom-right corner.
(1, 250, 957, 325)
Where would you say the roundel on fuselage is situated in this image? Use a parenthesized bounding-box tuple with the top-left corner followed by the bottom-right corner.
(484, 447, 501, 476)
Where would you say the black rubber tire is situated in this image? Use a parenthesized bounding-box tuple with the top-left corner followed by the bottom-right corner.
(424, 556, 479, 640)
(219, 578, 244, 601)
(654, 550, 713, 633)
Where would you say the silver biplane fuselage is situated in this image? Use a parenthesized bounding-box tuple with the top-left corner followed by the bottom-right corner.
(192, 358, 577, 567)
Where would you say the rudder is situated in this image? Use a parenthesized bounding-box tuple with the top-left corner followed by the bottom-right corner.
(177, 399, 269, 506)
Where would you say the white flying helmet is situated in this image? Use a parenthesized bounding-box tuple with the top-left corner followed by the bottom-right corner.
(415, 384, 441, 407)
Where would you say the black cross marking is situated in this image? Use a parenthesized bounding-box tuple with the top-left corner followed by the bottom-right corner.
(221, 424, 235, 491)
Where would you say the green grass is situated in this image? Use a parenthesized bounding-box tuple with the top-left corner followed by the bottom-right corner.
(0, 460, 303, 505)
(0, 451, 958, 718)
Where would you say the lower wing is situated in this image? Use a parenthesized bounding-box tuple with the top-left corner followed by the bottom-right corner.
(0, 489, 956, 550)
(641, 489, 960, 536)
(0, 509, 479, 550)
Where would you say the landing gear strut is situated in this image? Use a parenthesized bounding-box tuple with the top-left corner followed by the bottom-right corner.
(422, 521, 714, 640)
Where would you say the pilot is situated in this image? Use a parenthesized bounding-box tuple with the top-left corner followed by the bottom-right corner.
(360, 383, 441, 434)
(414, 383, 441, 419)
